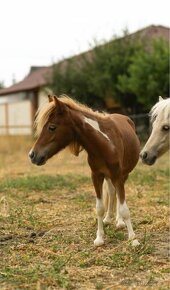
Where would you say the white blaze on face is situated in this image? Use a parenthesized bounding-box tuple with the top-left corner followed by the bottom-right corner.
(84, 117, 109, 141)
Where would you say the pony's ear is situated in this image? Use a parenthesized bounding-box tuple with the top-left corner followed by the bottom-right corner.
(159, 96, 163, 102)
(53, 95, 66, 114)
(48, 95, 53, 102)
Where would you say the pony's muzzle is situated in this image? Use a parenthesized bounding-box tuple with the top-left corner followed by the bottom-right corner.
(29, 149, 47, 166)
(140, 151, 157, 165)
(29, 150, 35, 160)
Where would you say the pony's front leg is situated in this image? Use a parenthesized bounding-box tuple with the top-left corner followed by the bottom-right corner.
(91, 172, 105, 246)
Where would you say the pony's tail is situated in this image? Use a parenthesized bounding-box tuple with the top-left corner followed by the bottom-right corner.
(103, 179, 109, 212)
(103, 179, 116, 214)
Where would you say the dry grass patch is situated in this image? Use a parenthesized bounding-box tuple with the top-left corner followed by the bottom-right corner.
(0, 136, 169, 289)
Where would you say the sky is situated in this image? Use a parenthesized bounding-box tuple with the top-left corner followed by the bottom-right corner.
(0, 0, 169, 87)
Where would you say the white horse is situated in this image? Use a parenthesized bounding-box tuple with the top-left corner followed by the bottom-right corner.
(140, 96, 170, 165)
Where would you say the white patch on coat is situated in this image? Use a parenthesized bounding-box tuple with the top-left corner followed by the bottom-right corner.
(84, 117, 109, 141)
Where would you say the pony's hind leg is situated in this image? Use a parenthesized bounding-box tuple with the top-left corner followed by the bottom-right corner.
(115, 182, 140, 246)
(102, 178, 125, 228)
(103, 178, 116, 224)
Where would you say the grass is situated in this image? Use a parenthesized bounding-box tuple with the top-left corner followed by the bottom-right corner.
(0, 136, 169, 289)
(0, 174, 90, 192)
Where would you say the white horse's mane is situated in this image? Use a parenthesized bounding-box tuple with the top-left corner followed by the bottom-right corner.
(150, 97, 170, 123)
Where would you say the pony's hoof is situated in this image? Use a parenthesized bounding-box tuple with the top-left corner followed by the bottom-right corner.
(132, 239, 140, 247)
(103, 216, 112, 224)
(116, 220, 125, 229)
(94, 237, 104, 247)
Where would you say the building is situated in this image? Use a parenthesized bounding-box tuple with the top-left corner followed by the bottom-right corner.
(0, 66, 52, 134)
(0, 25, 169, 135)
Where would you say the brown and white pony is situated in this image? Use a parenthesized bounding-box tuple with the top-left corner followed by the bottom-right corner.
(140, 96, 170, 165)
(29, 95, 140, 247)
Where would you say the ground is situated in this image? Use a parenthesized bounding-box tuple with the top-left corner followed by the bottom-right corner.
(0, 136, 169, 290)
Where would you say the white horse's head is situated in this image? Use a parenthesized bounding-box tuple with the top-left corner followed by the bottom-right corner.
(140, 96, 170, 165)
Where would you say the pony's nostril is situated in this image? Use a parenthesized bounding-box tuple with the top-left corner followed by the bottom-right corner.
(142, 152, 147, 160)
(38, 155, 46, 165)
(29, 150, 35, 159)
(40, 156, 45, 163)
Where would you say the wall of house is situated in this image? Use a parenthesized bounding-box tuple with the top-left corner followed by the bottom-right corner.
(0, 88, 52, 135)
(0, 92, 32, 135)
(38, 87, 52, 108)
(0, 104, 7, 134)
(8, 101, 32, 135)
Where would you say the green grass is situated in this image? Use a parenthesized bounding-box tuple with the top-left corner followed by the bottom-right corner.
(130, 166, 169, 183)
(0, 174, 91, 192)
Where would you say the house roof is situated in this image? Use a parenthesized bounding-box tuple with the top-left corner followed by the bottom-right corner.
(0, 25, 169, 96)
(0, 66, 52, 96)
(129, 24, 169, 42)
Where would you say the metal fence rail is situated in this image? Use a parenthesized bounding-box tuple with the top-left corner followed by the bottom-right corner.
(0, 125, 32, 135)
(129, 113, 150, 142)
(0, 114, 150, 140)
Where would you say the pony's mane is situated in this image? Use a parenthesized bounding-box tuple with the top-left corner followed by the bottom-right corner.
(150, 98, 170, 124)
(59, 95, 108, 118)
(34, 95, 108, 156)
(34, 101, 55, 137)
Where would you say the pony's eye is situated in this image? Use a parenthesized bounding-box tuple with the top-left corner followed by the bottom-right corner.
(48, 125, 56, 132)
(162, 125, 169, 131)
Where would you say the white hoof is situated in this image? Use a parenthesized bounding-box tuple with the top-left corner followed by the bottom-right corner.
(132, 239, 140, 247)
(116, 219, 126, 229)
(103, 216, 112, 224)
(94, 237, 104, 247)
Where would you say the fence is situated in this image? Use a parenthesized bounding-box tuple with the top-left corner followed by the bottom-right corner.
(129, 113, 150, 142)
(0, 125, 32, 135)
(0, 113, 150, 140)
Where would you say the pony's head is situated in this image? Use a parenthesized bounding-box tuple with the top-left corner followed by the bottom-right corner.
(29, 95, 74, 166)
(140, 96, 170, 165)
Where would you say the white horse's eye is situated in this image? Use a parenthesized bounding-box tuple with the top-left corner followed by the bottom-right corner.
(162, 125, 169, 131)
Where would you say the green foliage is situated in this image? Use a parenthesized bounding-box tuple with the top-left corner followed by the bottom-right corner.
(50, 32, 169, 111)
(51, 55, 105, 108)
(82, 36, 142, 107)
(50, 32, 142, 110)
(118, 38, 169, 109)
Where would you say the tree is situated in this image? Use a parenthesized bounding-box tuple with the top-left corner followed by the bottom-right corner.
(118, 38, 169, 109)
(50, 31, 142, 110)
(82, 35, 142, 111)
(50, 33, 169, 112)
(50, 53, 106, 109)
